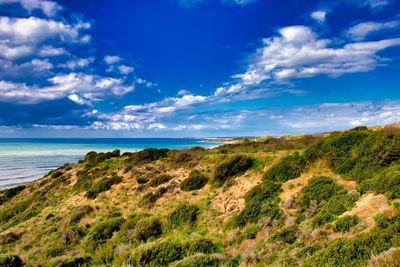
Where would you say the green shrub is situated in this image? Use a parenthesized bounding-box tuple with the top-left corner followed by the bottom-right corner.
(133, 239, 185, 266)
(136, 176, 149, 184)
(50, 170, 63, 179)
(359, 165, 400, 199)
(171, 150, 202, 167)
(304, 213, 400, 266)
(73, 172, 94, 192)
(230, 180, 281, 227)
(296, 176, 345, 211)
(91, 242, 115, 265)
(304, 129, 400, 183)
(0, 232, 20, 245)
(0, 185, 26, 205)
(187, 238, 216, 254)
(171, 253, 219, 267)
(132, 216, 162, 242)
(312, 194, 358, 227)
(168, 203, 200, 227)
(213, 155, 253, 186)
(149, 174, 173, 187)
(263, 152, 306, 182)
(85, 175, 122, 199)
(139, 187, 167, 207)
(242, 223, 261, 239)
(0, 254, 23, 267)
(180, 171, 208, 191)
(125, 148, 169, 165)
(270, 225, 299, 244)
(334, 215, 360, 233)
(87, 217, 125, 251)
(46, 243, 67, 258)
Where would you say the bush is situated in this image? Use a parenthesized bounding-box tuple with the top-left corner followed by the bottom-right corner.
(136, 176, 149, 184)
(171, 253, 219, 267)
(304, 213, 400, 266)
(85, 175, 122, 199)
(213, 155, 253, 186)
(0, 232, 21, 245)
(0, 254, 23, 267)
(149, 174, 173, 187)
(263, 152, 306, 182)
(86, 217, 125, 251)
(359, 165, 400, 199)
(180, 171, 208, 191)
(132, 217, 162, 242)
(168, 203, 200, 227)
(133, 239, 185, 266)
(0, 185, 26, 205)
(270, 225, 299, 244)
(242, 223, 260, 239)
(296, 176, 345, 211)
(139, 187, 167, 207)
(334, 215, 360, 233)
(171, 150, 202, 167)
(125, 148, 169, 165)
(230, 180, 281, 227)
(312, 194, 358, 227)
(187, 238, 216, 254)
(91, 242, 114, 265)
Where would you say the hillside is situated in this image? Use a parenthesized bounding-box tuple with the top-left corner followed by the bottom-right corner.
(0, 125, 400, 266)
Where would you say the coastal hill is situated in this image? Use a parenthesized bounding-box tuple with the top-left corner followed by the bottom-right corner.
(1, 124, 400, 266)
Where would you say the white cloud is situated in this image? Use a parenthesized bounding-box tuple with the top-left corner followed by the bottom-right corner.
(347, 20, 399, 40)
(60, 57, 94, 70)
(38, 45, 67, 57)
(118, 65, 134, 75)
(0, 73, 134, 104)
(310, 10, 327, 23)
(136, 78, 156, 88)
(0, 16, 90, 45)
(0, 0, 61, 17)
(104, 55, 122, 65)
(233, 25, 400, 87)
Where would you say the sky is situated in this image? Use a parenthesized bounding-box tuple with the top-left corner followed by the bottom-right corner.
(0, 0, 399, 137)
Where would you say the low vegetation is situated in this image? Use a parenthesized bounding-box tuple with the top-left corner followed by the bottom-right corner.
(180, 170, 208, 191)
(1, 124, 399, 266)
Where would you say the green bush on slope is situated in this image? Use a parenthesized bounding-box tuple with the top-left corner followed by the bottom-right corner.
(263, 152, 306, 182)
(180, 171, 208, 191)
(304, 213, 400, 267)
(85, 175, 122, 199)
(168, 203, 200, 227)
(213, 155, 253, 186)
(86, 217, 125, 251)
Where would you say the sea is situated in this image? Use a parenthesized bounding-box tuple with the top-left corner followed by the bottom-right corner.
(0, 138, 222, 189)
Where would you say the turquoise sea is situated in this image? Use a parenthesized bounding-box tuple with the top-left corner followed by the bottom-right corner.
(0, 138, 222, 189)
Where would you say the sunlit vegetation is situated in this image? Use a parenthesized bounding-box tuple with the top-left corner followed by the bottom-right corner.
(1, 125, 400, 266)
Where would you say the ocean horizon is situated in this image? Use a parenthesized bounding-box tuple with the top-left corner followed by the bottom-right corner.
(0, 138, 223, 189)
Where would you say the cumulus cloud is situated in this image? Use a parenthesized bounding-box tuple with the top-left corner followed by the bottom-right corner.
(104, 55, 122, 65)
(310, 10, 327, 23)
(0, 16, 90, 45)
(347, 20, 399, 40)
(118, 65, 134, 75)
(60, 57, 94, 70)
(0, 0, 61, 17)
(38, 45, 68, 57)
(0, 73, 134, 104)
(232, 25, 400, 88)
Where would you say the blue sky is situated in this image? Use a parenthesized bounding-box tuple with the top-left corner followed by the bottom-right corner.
(0, 0, 399, 137)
